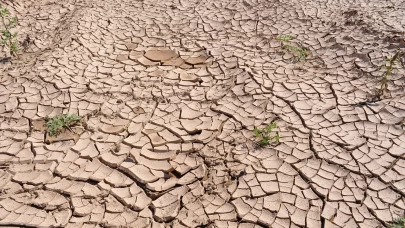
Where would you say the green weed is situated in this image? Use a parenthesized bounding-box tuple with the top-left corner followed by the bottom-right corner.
(46, 114, 81, 136)
(375, 50, 403, 100)
(391, 216, 405, 228)
(253, 122, 280, 147)
(283, 45, 309, 61)
(276, 34, 295, 42)
(276, 34, 309, 61)
(0, 4, 18, 56)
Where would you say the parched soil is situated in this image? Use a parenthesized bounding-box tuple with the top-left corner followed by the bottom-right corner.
(1, 0, 405, 227)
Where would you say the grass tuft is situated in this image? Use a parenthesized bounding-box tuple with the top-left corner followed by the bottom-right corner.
(276, 34, 295, 42)
(0, 4, 18, 56)
(391, 216, 405, 228)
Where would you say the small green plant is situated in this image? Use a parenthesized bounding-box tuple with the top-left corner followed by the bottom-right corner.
(375, 50, 403, 100)
(276, 34, 295, 42)
(391, 216, 405, 228)
(46, 114, 81, 136)
(284, 45, 309, 61)
(253, 122, 280, 147)
(0, 4, 18, 56)
(276, 34, 309, 61)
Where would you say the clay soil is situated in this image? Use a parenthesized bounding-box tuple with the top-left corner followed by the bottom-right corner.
(0, 0, 405, 227)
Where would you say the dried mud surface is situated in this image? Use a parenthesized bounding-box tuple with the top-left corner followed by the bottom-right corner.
(1, 0, 405, 227)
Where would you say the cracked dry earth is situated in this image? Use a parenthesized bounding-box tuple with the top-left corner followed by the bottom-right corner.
(1, 0, 405, 228)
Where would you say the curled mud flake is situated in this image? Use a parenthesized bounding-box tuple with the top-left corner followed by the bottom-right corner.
(144, 50, 178, 62)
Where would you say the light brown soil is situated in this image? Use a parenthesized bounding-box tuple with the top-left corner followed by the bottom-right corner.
(0, 0, 405, 227)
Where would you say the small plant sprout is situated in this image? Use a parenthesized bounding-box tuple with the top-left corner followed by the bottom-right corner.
(283, 45, 310, 61)
(375, 50, 403, 100)
(0, 4, 18, 56)
(253, 122, 280, 147)
(276, 34, 295, 42)
(46, 114, 81, 136)
(391, 216, 405, 228)
(276, 34, 309, 61)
